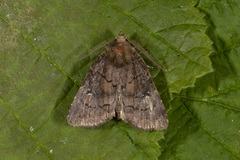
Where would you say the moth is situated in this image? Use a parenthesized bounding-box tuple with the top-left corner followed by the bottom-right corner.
(67, 31, 168, 131)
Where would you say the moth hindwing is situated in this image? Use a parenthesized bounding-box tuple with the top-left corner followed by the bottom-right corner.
(67, 31, 168, 131)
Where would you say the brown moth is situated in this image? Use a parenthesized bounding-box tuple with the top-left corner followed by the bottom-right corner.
(67, 31, 168, 131)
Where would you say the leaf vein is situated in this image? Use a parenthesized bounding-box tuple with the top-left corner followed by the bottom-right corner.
(179, 97, 240, 159)
(105, 1, 210, 70)
(160, 139, 183, 160)
(0, 96, 54, 160)
(0, 15, 80, 86)
(175, 95, 240, 112)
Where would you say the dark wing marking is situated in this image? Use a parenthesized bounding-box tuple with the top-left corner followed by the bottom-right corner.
(121, 52, 168, 131)
(67, 51, 117, 127)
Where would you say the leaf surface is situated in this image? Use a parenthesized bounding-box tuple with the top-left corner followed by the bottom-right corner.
(0, 0, 216, 159)
(159, 0, 240, 159)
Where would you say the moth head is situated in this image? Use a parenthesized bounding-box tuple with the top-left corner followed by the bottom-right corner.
(119, 31, 124, 36)
(115, 31, 126, 43)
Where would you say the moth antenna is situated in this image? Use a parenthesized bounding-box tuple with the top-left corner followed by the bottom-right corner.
(127, 39, 164, 70)
(75, 38, 115, 62)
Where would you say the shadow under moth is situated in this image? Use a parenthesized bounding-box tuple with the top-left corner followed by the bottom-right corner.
(67, 31, 168, 131)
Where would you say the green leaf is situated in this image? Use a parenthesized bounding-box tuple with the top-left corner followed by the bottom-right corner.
(0, 0, 216, 159)
(159, 0, 240, 159)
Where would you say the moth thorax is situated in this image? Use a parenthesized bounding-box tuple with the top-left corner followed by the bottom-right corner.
(115, 44, 131, 65)
(107, 42, 132, 66)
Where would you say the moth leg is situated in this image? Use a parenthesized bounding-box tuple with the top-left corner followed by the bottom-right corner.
(146, 64, 158, 69)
